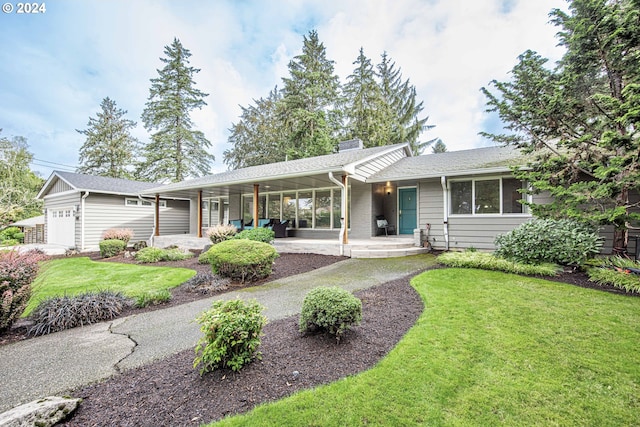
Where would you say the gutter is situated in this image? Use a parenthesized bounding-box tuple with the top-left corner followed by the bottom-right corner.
(328, 172, 346, 256)
(440, 176, 449, 251)
(81, 191, 89, 251)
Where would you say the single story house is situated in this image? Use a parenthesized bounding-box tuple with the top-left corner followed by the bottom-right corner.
(139, 139, 551, 252)
(36, 171, 190, 250)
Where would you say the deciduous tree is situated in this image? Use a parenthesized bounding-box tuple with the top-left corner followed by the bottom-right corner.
(0, 130, 43, 226)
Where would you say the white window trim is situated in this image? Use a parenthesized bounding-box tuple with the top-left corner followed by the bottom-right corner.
(241, 186, 348, 230)
(448, 176, 531, 217)
(125, 197, 166, 208)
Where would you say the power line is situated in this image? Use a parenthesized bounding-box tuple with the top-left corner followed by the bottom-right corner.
(31, 158, 78, 168)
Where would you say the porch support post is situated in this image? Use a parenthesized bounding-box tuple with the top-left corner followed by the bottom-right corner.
(342, 174, 349, 244)
(253, 184, 259, 229)
(154, 194, 160, 237)
(197, 190, 203, 238)
(217, 197, 224, 226)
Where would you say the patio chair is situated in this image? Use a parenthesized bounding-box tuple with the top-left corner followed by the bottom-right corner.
(229, 219, 243, 230)
(272, 220, 290, 238)
(376, 215, 395, 236)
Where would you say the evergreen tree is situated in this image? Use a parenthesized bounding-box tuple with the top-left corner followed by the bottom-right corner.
(377, 52, 434, 154)
(279, 30, 341, 159)
(0, 130, 43, 226)
(76, 97, 138, 179)
(482, 0, 640, 252)
(223, 87, 286, 169)
(139, 38, 214, 182)
(431, 139, 447, 153)
(342, 48, 392, 147)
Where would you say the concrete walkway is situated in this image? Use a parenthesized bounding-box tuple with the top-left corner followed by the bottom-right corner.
(0, 255, 433, 413)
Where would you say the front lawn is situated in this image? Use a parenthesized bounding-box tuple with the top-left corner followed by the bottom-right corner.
(24, 257, 196, 316)
(211, 268, 640, 426)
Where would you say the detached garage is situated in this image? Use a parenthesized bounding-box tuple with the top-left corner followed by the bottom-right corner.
(36, 171, 190, 251)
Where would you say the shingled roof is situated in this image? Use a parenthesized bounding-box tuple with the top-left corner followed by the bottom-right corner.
(142, 143, 412, 196)
(37, 171, 161, 199)
(368, 145, 526, 182)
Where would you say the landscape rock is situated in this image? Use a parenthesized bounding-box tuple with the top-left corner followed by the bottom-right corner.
(0, 396, 81, 427)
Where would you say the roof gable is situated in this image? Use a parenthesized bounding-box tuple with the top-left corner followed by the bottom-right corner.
(37, 171, 162, 199)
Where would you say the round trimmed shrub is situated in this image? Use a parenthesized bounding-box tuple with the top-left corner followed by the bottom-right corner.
(233, 227, 275, 243)
(99, 239, 126, 258)
(299, 286, 362, 341)
(194, 298, 267, 374)
(206, 239, 278, 282)
(494, 218, 603, 266)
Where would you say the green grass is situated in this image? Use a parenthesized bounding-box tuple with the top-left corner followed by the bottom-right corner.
(24, 257, 196, 316)
(210, 268, 640, 426)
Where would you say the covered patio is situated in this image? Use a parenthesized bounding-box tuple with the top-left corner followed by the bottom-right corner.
(140, 142, 415, 249)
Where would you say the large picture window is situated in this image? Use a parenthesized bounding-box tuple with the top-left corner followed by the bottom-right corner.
(450, 177, 527, 215)
(242, 187, 349, 229)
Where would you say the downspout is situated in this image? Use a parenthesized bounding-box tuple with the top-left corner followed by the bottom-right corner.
(328, 172, 346, 256)
(81, 191, 89, 251)
(440, 176, 449, 251)
(138, 195, 156, 246)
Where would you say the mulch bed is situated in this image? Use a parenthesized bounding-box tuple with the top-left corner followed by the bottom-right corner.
(2, 252, 638, 426)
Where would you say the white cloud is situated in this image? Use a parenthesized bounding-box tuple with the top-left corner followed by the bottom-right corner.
(0, 0, 568, 177)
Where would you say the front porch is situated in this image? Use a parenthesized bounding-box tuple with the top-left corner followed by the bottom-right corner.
(151, 234, 430, 258)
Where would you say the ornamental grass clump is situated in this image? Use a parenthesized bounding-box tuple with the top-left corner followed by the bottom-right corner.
(28, 290, 131, 336)
(299, 286, 362, 342)
(194, 299, 267, 374)
(0, 250, 47, 332)
(206, 239, 278, 282)
(205, 224, 238, 244)
(101, 228, 134, 245)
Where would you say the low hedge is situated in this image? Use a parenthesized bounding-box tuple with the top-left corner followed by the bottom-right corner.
(99, 239, 127, 258)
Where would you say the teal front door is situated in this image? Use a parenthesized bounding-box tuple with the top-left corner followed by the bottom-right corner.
(398, 188, 417, 234)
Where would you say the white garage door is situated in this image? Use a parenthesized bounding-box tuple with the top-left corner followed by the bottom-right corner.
(47, 207, 76, 247)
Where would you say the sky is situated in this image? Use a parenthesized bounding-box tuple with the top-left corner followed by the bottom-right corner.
(0, 0, 568, 178)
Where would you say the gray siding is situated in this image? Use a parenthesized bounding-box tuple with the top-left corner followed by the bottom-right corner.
(49, 178, 73, 194)
(349, 181, 373, 239)
(417, 178, 535, 251)
(82, 195, 189, 250)
(43, 192, 81, 246)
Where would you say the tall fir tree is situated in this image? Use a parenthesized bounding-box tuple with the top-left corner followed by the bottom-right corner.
(76, 97, 138, 179)
(431, 139, 447, 153)
(279, 30, 341, 159)
(377, 52, 434, 154)
(223, 87, 286, 169)
(482, 0, 640, 252)
(0, 130, 43, 226)
(139, 38, 214, 182)
(342, 48, 393, 147)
